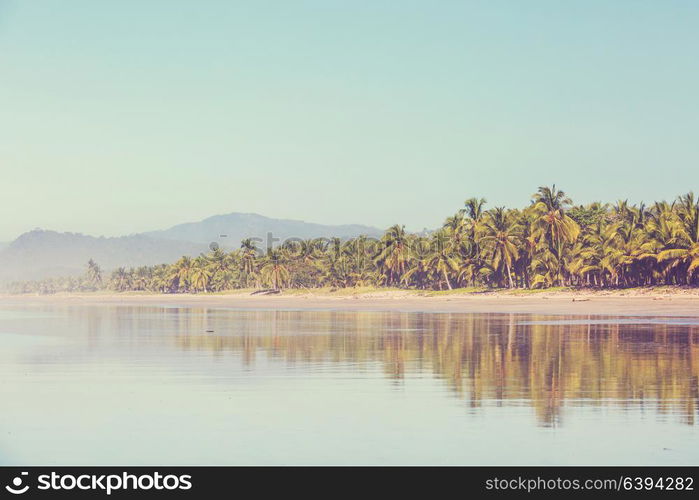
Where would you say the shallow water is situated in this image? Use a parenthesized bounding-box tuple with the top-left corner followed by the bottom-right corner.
(0, 304, 697, 465)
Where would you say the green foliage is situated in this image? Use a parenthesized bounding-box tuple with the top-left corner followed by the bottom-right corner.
(10, 187, 699, 294)
(568, 203, 607, 228)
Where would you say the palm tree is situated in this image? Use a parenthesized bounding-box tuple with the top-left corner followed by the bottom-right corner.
(531, 185, 580, 285)
(152, 265, 174, 292)
(657, 193, 699, 284)
(189, 256, 212, 292)
(110, 267, 131, 292)
(480, 207, 520, 288)
(443, 213, 473, 261)
(514, 210, 538, 288)
(173, 256, 193, 292)
(374, 225, 410, 286)
(462, 197, 487, 253)
(260, 249, 290, 289)
(577, 220, 621, 286)
(86, 259, 102, 289)
(239, 238, 259, 287)
(343, 235, 376, 286)
(462, 197, 487, 223)
(426, 231, 459, 290)
(211, 269, 237, 291)
(131, 266, 151, 290)
(207, 247, 229, 274)
(402, 251, 431, 288)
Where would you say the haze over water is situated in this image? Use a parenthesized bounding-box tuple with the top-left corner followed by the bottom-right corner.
(0, 305, 697, 465)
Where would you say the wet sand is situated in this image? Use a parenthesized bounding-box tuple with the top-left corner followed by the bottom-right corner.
(2, 290, 699, 317)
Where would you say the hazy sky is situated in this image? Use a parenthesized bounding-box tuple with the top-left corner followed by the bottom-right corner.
(1, 1, 698, 241)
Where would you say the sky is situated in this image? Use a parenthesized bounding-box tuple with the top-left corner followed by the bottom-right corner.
(1, 0, 698, 241)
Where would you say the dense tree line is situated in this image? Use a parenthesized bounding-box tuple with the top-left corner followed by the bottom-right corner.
(9, 186, 699, 294)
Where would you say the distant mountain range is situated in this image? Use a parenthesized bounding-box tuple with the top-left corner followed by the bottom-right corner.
(0, 213, 384, 283)
(144, 213, 383, 245)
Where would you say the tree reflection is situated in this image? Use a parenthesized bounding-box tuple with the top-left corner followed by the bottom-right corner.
(162, 309, 698, 427)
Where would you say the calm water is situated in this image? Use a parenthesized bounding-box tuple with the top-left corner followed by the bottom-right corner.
(0, 304, 697, 465)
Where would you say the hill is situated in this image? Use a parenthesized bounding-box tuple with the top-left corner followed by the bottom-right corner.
(144, 212, 383, 246)
(0, 214, 384, 282)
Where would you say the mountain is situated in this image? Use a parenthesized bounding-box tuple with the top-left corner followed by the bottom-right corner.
(145, 212, 384, 247)
(0, 230, 206, 283)
(0, 213, 384, 283)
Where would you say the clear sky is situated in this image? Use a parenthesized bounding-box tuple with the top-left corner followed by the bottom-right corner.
(1, 0, 698, 241)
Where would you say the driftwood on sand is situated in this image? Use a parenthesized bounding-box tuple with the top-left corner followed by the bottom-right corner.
(250, 289, 281, 296)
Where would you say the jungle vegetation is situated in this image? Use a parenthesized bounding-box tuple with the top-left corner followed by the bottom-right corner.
(9, 186, 699, 294)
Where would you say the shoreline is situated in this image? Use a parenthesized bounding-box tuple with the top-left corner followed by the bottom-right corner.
(2, 288, 699, 316)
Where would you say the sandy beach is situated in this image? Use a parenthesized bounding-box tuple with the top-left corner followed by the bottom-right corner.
(2, 288, 699, 317)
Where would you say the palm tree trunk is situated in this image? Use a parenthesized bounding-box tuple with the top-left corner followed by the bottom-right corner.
(505, 261, 514, 289)
(442, 268, 452, 290)
(524, 265, 531, 289)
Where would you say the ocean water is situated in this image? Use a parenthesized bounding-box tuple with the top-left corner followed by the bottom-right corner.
(0, 305, 696, 465)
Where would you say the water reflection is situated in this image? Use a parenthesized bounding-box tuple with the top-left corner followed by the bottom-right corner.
(178, 310, 699, 428)
(15, 306, 697, 429)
